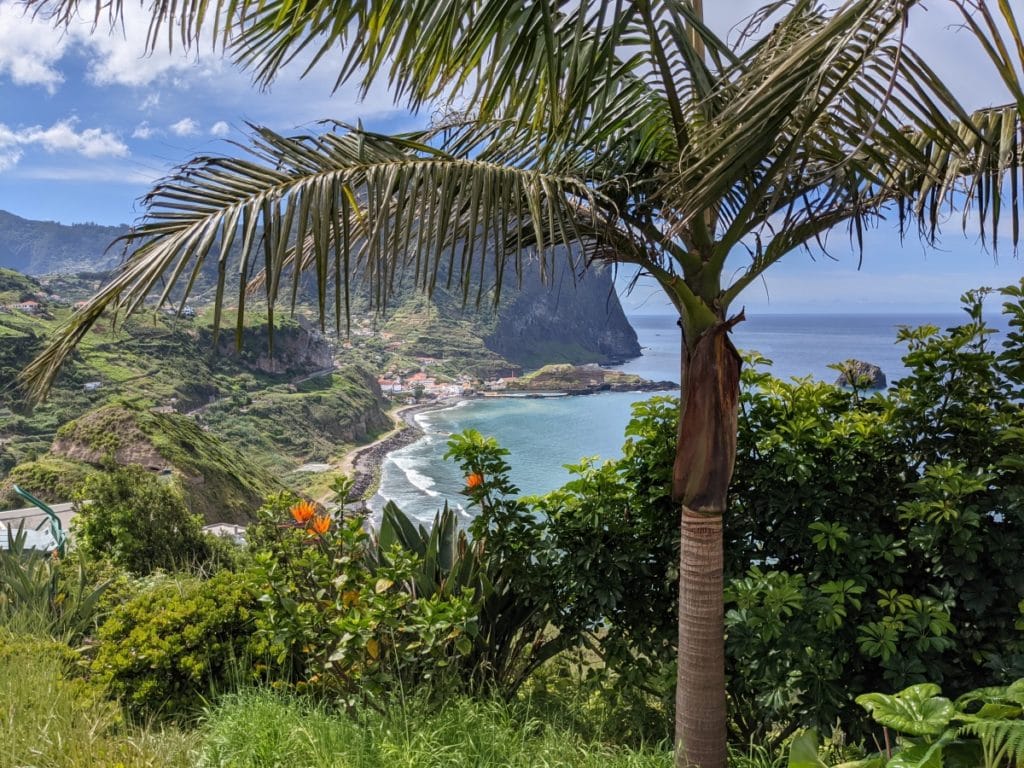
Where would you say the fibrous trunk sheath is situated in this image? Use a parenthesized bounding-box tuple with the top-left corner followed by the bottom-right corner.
(673, 317, 742, 768)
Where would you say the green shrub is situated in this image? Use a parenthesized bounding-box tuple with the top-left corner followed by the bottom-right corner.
(0, 456, 94, 508)
(249, 494, 476, 704)
(518, 283, 1024, 744)
(90, 569, 268, 718)
(73, 465, 211, 574)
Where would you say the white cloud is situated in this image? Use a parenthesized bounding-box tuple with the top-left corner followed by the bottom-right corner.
(132, 121, 155, 139)
(17, 164, 161, 184)
(169, 117, 199, 136)
(0, 1, 220, 92)
(0, 3, 68, 93)
(0, 149, 24, 172)
(209, 120, 230, 137)
(0, 119, 128, 160)
(139, 93, 161, 111)
(79, 3, 221, 88)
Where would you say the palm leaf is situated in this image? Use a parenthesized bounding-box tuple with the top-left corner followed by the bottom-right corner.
(20, 123, 608, 400)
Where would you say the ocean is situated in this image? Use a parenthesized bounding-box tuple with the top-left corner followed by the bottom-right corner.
(369, 311, 973, 524)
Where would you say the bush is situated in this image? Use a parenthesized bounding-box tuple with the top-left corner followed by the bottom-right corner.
(524, 283, 1024, 744)
(73, 465, 211, 574)
(248, 494, 477, 704)
(0, 456, 94, 509)
(90, 569, 268, 718)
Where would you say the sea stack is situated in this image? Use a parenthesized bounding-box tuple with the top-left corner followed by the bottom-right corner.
(834, 359, 886, 389)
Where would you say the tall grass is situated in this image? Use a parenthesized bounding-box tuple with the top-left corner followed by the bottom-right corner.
(198, 690, 674, 768)
(0, 632, 197, 768)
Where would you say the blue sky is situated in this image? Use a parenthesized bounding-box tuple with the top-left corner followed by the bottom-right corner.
(1, 0, 1022, 314)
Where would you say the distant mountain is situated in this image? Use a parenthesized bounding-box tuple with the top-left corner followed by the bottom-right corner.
(0, 210, 641, 367)
(0, 210, 129, 275)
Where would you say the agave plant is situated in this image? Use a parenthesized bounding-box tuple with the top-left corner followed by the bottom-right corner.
(372, 500, 575, 696)
(0, 525, 108, 642)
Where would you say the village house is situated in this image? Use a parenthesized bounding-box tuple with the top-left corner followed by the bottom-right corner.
(377, 377, 404, 395)
(15, 300, 41, 314)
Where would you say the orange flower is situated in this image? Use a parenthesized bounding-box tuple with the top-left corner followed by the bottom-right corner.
(465, 472, 484, 490)
(290, 500, 316, 524)
(309, 514, 331, 536)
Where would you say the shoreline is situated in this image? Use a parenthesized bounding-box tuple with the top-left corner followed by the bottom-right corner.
(339, 383, 677, 506)
(342, 398, 463, 503)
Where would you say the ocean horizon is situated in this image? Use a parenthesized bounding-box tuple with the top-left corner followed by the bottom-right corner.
(370, 309, 987, 524)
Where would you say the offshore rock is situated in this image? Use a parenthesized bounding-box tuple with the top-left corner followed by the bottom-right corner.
(834, 359, 887, 389)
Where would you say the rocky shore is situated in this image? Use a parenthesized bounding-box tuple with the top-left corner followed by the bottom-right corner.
(347, 401, 454, 501)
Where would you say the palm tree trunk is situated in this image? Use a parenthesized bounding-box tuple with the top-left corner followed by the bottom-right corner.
(672, 314, 742, 768)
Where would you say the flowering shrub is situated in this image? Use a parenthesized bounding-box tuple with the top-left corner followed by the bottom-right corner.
(441, 431, 595, 694)
(249, 495, 477, 704)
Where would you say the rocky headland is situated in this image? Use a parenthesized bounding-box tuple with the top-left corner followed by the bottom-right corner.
(504, 363, 675, 395)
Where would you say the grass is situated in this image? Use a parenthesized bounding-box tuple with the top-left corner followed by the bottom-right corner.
(198, 690, 674, 768)
(0, 632, 198, 768)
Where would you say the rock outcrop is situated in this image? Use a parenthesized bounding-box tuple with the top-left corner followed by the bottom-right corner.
(205, 319, 333, 376)
(833, 359, 887, 389)
(486, 255, 641, 367)
(48, 404, 280, 523)
(506, 363, 675, 395)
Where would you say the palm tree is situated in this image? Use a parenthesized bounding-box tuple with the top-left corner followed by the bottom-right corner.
(20, 1, 1024, 765)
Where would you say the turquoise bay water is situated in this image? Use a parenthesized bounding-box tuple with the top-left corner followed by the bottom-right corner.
(371, 312, 969, 524)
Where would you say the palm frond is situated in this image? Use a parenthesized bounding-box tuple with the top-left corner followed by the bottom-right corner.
(657, 0, 1023, 304)
(19, 124, 608, 400)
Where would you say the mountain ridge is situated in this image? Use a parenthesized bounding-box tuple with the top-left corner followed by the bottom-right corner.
(0, 211, 641, 368)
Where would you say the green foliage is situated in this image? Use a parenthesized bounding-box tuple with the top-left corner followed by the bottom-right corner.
(530, 396, 679, 701)
(0, 456, 94, 508)
(249, 494, 477, 704)
(374, 497, 572, 697)
(199, 366, 391, 474)
(442, 430, 599, 694)
(520, 282, 1024, 744)
(73, 465, 212, 574)
(90, 569, 267, 718)
(0, 629, 197, 768)
(793, 680, 1024, 768)
(0, 526, 106, 641)
(197, 689, 673, 768)
(723, 287, 1024, 740)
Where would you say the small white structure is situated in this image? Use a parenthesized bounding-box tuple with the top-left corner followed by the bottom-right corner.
(202, 523, 246, 546)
